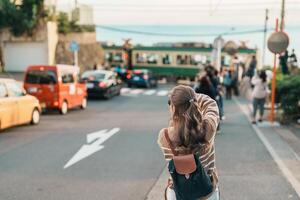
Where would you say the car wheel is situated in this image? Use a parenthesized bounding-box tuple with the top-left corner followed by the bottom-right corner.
(104, 90, 111, 99)
(116, 88, 121, 96)
(31, 108, 40, 125)
(60, 101, 68, 115)
(81, 98, 87, 109)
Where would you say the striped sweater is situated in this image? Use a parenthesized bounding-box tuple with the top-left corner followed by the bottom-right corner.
(157, 93, 220, 184)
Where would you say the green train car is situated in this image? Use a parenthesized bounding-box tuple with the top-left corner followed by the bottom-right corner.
(103, 45, 257, 78)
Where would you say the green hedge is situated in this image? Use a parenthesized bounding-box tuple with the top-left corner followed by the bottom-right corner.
(276, 73, 300, 120)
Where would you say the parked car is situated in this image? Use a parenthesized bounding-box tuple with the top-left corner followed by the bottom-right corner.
(0, 78, 41, 130)
(127, 69, 157, 88)
(81, 70, 122, 99)
(24, 65, 87, 115)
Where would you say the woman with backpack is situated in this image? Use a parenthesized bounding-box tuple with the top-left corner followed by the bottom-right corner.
(251, 70, 269, 124)
(158, 85, 220, 200)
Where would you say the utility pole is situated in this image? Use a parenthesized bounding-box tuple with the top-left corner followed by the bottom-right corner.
(280, 0, 285, 31)
(262, 9, 269, 67)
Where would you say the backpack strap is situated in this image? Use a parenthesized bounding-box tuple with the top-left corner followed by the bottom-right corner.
(164, 129, 178, 156)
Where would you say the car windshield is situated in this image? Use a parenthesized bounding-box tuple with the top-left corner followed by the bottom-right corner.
(82, 72, 106, 81)
(25, 70, 57, 84)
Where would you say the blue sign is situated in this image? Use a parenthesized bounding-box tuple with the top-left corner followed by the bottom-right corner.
(69, 41, 79, 52)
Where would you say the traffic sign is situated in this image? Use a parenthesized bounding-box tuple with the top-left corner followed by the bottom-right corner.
(69, 41, 79, 52)
(267, 31, 289, 54)
(224, 41, 238, 56)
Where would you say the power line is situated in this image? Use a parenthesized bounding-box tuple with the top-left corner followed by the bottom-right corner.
(97, 25, 273, 37)
(91, 8, 300, 13)
(61, 1, 300, 8)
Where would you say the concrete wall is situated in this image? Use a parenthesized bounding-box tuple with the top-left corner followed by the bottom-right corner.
(55, 32, 104, 71)
(58, 32, 97, 44)
(0, 22, 58, 72)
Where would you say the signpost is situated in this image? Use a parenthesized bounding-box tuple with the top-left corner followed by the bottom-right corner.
(212, 36, 225, 71)
(267, 18, 289, 123)
(224, 40, 238, 72)
(69, 41, 79, 66)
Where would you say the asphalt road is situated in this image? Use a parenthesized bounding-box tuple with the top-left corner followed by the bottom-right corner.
(0, 84, 299, 200)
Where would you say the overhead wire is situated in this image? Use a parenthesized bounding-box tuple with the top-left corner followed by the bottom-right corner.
(97, 25, 273, 37)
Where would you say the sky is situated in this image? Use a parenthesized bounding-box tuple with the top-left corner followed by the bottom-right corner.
(52, 0, 300, 26)
(50, 0, 300, 66)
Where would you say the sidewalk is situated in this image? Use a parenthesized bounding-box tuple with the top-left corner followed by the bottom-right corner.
(147, 97, 300, 200)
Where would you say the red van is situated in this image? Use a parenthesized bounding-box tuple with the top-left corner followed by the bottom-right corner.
(24, 65, 87, 115)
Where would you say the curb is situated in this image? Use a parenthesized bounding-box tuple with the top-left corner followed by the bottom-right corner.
(146, 165, 169, 200)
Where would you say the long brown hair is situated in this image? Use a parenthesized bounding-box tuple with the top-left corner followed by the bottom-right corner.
(169, 85, 208, 151)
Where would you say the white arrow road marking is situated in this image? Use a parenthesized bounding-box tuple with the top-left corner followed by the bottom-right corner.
(143, 89, 156, 95)
(86, 129, 108, 143)
(157, 90, 169, 96)
(64, 128, 120, 169)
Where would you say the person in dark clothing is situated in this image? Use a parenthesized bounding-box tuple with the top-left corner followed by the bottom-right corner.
(195, 75, 216, 100)
(93, 63, 98, 70)
(279, 50, 289, 75)
(223, 70, 232, 100)
(214, 71, 224, 120)
(247, 55, 257, 79)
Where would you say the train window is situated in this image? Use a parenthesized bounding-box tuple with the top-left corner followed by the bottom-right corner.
(147, 54, 158, 64)
(176, 55, 182, 65)
(105, 52, 113, 62)
(136, 53, 147, 64)
(113, 53, 123, 62)
(176, 55, 189, 65)
(162, 54, 172, 65)
(191, 55, 205, 65)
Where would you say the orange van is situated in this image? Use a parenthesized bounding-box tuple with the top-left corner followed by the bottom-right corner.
(24, 65, 87, 115)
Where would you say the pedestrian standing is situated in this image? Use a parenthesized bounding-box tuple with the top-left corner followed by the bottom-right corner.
(289, 49, 298, 69)
(158, 85, 220, 200)
(279, 50, 289, 75)
(213, 70, 225, 120)
(93, 63, 98, 70)
(223, 70, 232, 100)
(247, 55, 257, 79)
(195, 75, 216, 100)
(251, 70, 269, 124)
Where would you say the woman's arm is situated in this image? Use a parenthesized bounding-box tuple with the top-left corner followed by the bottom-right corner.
(196, 94, 220, 143)
(157, 128, 173, 161)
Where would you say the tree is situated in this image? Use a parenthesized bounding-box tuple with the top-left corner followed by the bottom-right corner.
(0, 0, 45, 36)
